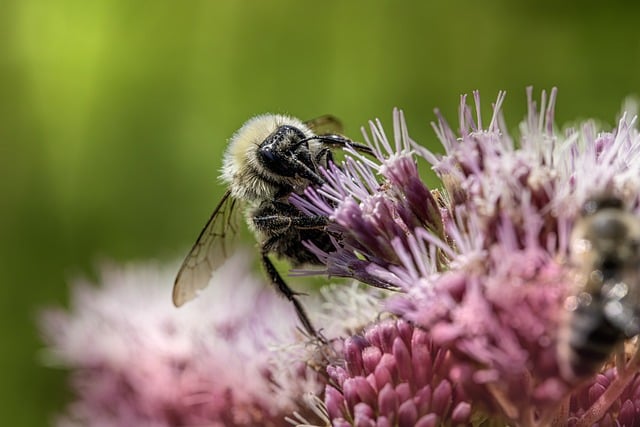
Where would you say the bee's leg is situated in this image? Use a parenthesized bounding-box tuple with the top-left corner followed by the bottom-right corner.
(315, 147, 333, 167)
(253, 202, 328, 233)
(290, 214, 328, 229)
(260, 248, 322, 341)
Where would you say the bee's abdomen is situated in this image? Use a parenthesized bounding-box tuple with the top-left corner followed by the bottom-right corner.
(561, 298, 622, 378)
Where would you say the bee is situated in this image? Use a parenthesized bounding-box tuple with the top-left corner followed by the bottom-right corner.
(172, 114, 372, 337)
(559, 195, 640, 379)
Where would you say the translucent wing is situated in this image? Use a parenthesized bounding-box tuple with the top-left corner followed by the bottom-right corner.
(305, 115, 344, 136)
(173, 190, 239, 306)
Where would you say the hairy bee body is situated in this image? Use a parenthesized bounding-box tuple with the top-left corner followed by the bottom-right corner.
(221, 115, 325, 201)
(173, 114, 369, 337)
(559, 196, 640, 379)
(222, 115, 335, 258)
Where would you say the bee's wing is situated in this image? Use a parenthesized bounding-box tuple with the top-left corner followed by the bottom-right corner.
(173, 190, 239, 306)
(602, 270, 640, 337)
(305, 115, 344, 136)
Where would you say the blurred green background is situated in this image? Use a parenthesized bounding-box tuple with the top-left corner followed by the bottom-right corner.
(2, 0, 640, 425)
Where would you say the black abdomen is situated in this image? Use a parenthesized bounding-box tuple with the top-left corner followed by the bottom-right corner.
(562, 296, 622, 378)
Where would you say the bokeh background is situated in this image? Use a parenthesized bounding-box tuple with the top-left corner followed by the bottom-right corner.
(2, 1, 640, 425)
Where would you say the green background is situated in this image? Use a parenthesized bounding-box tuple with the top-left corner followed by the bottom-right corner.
(2, 1, 639, 425)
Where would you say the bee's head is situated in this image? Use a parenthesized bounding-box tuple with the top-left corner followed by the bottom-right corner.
(221, 114, 324, 201)
(257, 124, 318, 180)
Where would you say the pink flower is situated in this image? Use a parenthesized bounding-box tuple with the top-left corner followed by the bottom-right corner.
(323, 319, 471, 427)
(39, 252, 324, 427)
(295, 89, 640, 426)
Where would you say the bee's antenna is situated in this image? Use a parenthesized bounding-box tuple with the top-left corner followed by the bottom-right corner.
(299, 135, 373, 155)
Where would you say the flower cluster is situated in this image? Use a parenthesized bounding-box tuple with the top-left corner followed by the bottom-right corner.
(40, 89, 640, 427)
(324, 319, 472, 427)
(39, 252, 325, 427)
(295, 89, 640, 426)
(567, 366, 640, 426)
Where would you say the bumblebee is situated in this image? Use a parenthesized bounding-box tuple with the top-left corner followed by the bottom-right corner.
(173, 114, 371, 337)
(559, 196, 640, 379)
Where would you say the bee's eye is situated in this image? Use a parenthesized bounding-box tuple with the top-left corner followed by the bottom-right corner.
(259, 145, 278, 164)
(258, 144, 295, 177)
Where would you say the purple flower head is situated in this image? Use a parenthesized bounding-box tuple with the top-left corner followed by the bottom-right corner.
(292, 110, 446, 290)
(321, 318, 472, 427)
(294, 89, 640, 426)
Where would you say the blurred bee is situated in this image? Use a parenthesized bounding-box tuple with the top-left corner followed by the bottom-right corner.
(173, 114, 372, 337)
(559, 195, 640, 379)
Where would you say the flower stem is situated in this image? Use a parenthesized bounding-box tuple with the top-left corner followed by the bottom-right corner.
(575, 347, 640, 427)
(548, 396, 569, 427)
